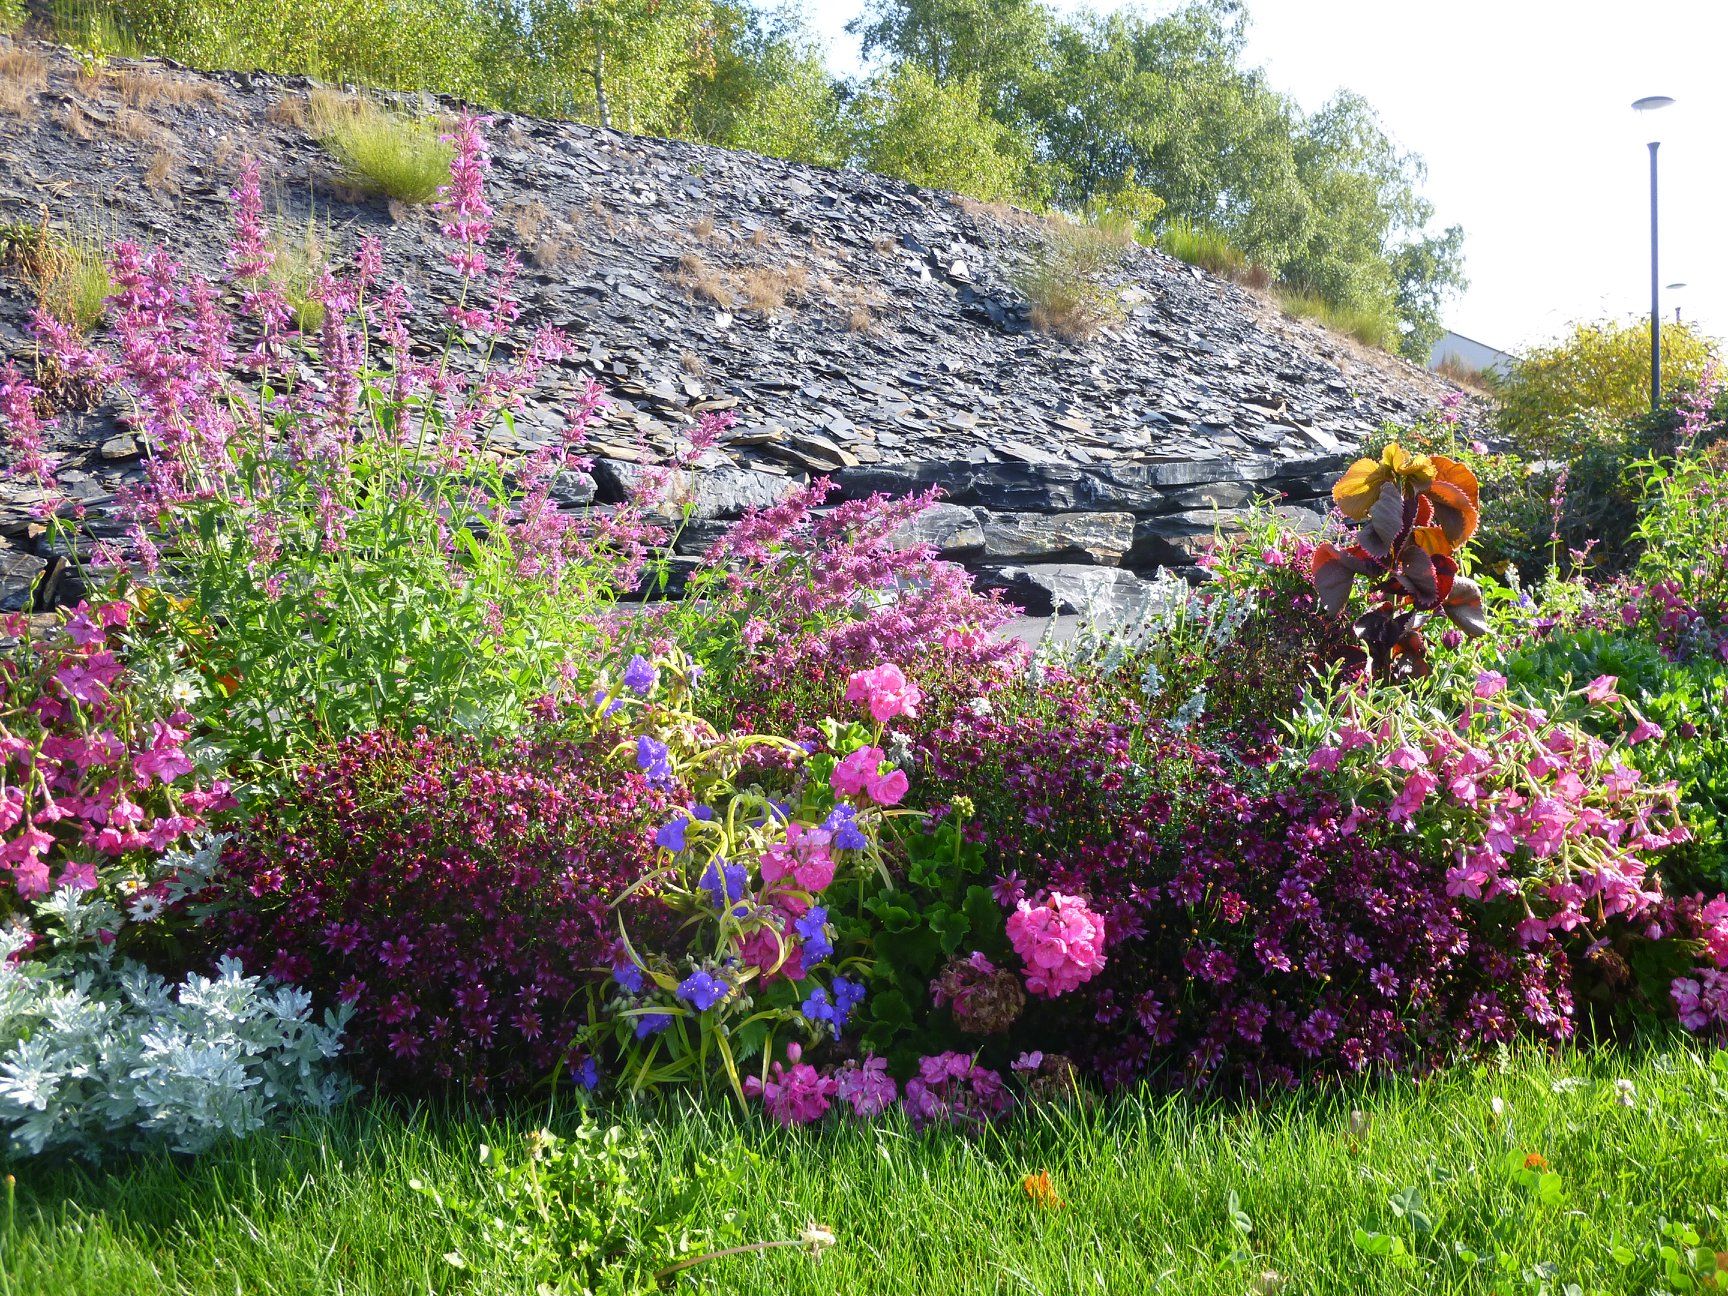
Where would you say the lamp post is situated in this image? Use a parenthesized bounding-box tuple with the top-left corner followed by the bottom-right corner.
(1633, 95, 1675, 412)
(1666, 282, 1687, 324)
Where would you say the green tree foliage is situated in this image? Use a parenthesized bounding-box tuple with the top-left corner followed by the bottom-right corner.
(681, 5, 850, 168)
(852, 63, 1031, 202)
(1495, 317, 1717, 459)
(849, 0, 1051, 121)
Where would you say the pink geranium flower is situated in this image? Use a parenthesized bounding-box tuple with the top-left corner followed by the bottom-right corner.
(845, 663, 922, 725)
(1006, 892, 1107, 998)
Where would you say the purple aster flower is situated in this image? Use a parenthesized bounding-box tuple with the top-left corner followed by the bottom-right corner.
(822, 804, 867, 851)
(677, 969, 729, 1012)
(622, 654, 657, 696)
(793, 905, 833, 963)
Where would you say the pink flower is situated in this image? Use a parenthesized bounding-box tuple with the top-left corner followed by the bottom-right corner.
(1307, 745, 1343, 773)
(1006, 892, 1107, 998)
(1626, 718, 1664, 746)
(830, 746, 882, 798)
(743, 1042, 836, 1125)
(1474, 671, 1507, 699)
(760, 822, 837, 893)
(834, 1055, 898, 1117)
(845, 663, 923, 725)
(1389, 769, 1436, 823)
(864, 766, 909, 807)
(1581, 674, 1621, 706)
(54, 860, 99, 892)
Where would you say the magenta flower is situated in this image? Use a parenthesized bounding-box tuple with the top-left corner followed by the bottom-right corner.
(834, 1055, 898, 1117)
(1581, 675, 1622, 706)
(743, 1042, 836, 1126)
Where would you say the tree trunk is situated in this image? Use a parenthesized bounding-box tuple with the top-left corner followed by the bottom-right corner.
(592, 41, 611, 130)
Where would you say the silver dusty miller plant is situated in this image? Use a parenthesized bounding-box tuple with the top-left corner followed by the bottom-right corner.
(0, 835, 353, 1160)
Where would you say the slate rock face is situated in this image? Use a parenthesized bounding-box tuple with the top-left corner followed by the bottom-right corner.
(0, 40, 1484, 613)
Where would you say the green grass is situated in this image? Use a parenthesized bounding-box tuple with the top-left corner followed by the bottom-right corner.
(1158, 219, 1249, 279)
(1275, 284, 1397, 351)
(309, 89, 452, 205)
(5, 1044, 1728, 1294)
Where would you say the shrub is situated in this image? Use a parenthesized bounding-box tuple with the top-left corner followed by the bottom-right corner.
(1495, 316, 1716, 460)
(1013, 217, 1129, 342)
(205, 728, 670, 1096)
(0, 598, 225, 923)
(851, 63, 1032, 203)
(0, 934, 350, 1160)
(309, 89, 453, 203)
(17, 132, 665, 784)
(1505, 629, 1728, 894)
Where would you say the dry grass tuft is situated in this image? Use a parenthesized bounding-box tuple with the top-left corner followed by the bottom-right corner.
(112, 107, 164, 144)
(1, 214, 113, 336)
(691, 214, 715, 240)
(506, 198, 549, 244)
(0, 78, 31, 117)
(143, 148, 177, 192)
(267, 213, 330, 333)
(103, 67, 229, 108)
(1, 44, 47, 88)
(60, 103, 93, 140)
(674, 251, 733, 309)
(739, 262, 807, 314)
(1016, 219, 1128, 343)
(847, 305, 875, 334)
(749, 226, 770, 249)
(587, 195, 618, 235)
(265, 95, 310, 130)
(679, 350, 706, 377)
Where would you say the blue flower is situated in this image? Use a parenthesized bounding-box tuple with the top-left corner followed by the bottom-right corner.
(822, 804, 867, 852)
(636, 735, 674, 789)
(591, 687, 624, 718)
(633, 1012, 672, 1038)
(801, 975, 865, 1032)
(574, 1057, 600, 1090)
(655, 816, 690, 852)
(676, 970, 730, 1012)
(691, 804, 715, 821)
(612, 961, 645, 994)
(622, 654, 658, 696)
(698, 858, 750, 915)
(831, 975, 866, 1026)
(793, 905, 833, 963)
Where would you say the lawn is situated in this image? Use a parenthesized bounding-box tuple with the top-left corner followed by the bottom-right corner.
(5, 1043, 1727, 1296)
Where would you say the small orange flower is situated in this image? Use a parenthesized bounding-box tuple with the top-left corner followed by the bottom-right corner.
(1021, 1169, 1064, 1209)
(1523, 1152, 1549, 1172)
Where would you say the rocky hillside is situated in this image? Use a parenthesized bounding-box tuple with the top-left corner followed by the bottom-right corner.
(0, 38, 1479, 615)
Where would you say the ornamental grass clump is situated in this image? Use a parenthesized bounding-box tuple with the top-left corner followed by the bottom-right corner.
(309, 89, 453, 203)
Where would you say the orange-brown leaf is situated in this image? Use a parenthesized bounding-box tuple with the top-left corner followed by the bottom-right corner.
(1332, 457, 1388, 521)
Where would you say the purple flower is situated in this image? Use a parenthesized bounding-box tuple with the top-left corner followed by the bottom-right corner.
(794, 905, 833, 963)
(635, 735, 674, 789)
(801, 975, 865, 1032)
(676, 970, 730, 1012)
(622, 654, 657, 696)
(698, 858, 750, 914)
(613, 961, 645, 994)
(574, 1057, 599, 1090)
(655, 816, 689, 852)
(822, 804, 868, 851)
(633, 1012, 672, 1038)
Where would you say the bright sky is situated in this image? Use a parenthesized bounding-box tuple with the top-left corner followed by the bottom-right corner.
(801, 0, 1728, 355)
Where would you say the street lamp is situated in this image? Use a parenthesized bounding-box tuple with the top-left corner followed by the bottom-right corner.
(1633, 95, 1676, 412)
(1666, 282, 1687, 324)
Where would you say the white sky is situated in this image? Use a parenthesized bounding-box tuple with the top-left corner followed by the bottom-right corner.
(800, 0, 1728, 354)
